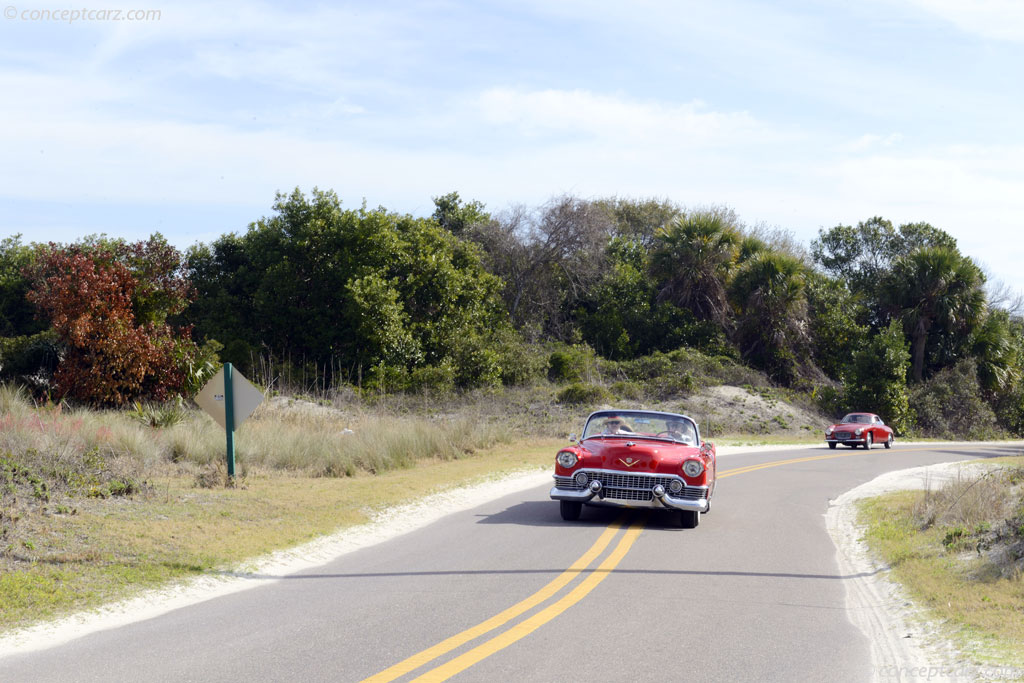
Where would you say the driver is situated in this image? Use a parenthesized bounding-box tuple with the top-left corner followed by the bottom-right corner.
(602, 416, 632, 434)
(666, 419, 693, 443)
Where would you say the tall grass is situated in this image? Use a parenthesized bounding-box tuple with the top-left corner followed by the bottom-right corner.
(0, 384, 522, 480)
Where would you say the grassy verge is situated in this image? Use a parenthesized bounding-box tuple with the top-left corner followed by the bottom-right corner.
(0, 437, 559, 633)
(858, 456, 1024, 667)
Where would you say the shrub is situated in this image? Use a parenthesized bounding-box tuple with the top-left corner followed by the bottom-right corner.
(406, 363, 456, 394)
(610, 380, 643, 400)
(0, 330, 61, 387)
(548, 344, 597, 383)
(556, 383, 609, 405)
(24, 239, 200, 406)
(911, 360, 1003, 439)
(644, 371, 696, 400)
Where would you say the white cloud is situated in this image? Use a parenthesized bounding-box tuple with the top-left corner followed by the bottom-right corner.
(903, 0, 1024, 41)
(475, 87, 779, 148)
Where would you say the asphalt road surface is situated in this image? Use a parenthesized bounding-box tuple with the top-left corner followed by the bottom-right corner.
(2, 442, 1020, 683)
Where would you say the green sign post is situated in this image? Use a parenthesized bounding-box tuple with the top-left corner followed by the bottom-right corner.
(194, 363, 264, 481)
(224, 362, 236, 477)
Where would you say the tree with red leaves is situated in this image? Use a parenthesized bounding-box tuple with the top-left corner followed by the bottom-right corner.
(24, 236, 200, 406)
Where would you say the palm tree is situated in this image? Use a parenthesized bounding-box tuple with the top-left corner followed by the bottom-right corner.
(728, 251, 811, 384)
(881, 246, 986, 383)
(649, 212, 739, 330)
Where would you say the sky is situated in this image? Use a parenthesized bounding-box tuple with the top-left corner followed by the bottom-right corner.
(2, 0, 1023, 296)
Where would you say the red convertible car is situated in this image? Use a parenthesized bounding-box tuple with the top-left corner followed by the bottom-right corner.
(550, 409, 716, 528)
(825, 412, 894, 449)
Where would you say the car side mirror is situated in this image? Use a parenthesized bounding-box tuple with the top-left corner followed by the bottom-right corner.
(568, 433, 578, 443)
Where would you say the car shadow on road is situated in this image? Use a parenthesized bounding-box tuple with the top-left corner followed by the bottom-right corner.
(474, 501, 689, 530)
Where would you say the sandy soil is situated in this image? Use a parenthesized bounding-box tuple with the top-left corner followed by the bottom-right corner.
(826, 460, 1004, 683)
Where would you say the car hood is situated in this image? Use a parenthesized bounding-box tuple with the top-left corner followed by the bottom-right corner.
(580, 437, 700, 474)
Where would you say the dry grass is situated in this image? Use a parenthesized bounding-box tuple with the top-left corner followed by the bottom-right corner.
(0, 439, 558, 631)
(859, 457, 1024, 667)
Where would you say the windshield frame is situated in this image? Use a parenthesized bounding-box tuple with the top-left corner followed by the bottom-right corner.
(581, 409, 701, 445)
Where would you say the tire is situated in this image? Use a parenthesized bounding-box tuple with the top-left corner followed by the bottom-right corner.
(560, 500, 582, 521)
(864, 433, 873, 449)
(828, 442, 837, 449)
(680, 509, 699, 529)
(885, 434, 893, 449)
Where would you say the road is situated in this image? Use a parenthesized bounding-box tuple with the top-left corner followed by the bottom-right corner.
(1, 442, 1019, 682)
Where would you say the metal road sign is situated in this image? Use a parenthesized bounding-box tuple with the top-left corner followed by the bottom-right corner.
(195, 365, 264, 430)
(195, 363, 264, 477)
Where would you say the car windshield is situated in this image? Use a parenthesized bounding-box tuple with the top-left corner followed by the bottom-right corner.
(840, 414, 872, 424)
(582, 411, 698, 445)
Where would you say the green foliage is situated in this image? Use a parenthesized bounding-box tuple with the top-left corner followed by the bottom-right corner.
(0, 236, 47, 338)
(407, 363, 457, 394)
(649, 210, 740, 329)
(128, 399, 189, 428)
(729, 251, 814, 386)
(880, 245, 986, 383)
(432, 191, 489, 237)
(0, 330, 60, 388)
(450, 333, 503, 390)
(548, 344, 597, 383)
(811, 217, 957, 300)
(910, 360, 1003, 439)
(555, 383, 609, 405)
(843, 320, 912, 434)
(805, 273, 868, 382)
(186, 188, 507, 389)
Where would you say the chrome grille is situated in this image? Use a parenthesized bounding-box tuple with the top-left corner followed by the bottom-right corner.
(835, 431, 852, 439)
(555, 470, 707, 500)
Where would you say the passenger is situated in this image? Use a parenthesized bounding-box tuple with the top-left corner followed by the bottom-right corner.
(602, 417, 632, 434)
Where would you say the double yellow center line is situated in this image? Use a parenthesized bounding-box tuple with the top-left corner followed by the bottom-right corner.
(361, 447, 882, 682)
(362, 515, 644, 683)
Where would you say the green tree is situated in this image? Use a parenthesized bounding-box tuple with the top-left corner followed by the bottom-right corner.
(805, 272, 869, 382)
(186, 188, 508, 389)
(728, 251, 813, 385)
(649, 211, 740, 331)
(879, 246, 986, 383)
(593, 197, 681, 247)
(0, 236, 47, 338)
(843, 320, 912, 434)
(811, 217, 957, 299)
(431, 192, 489, 237)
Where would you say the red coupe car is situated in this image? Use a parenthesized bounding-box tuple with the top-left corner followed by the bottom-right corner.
(825, 412, 894, 449)
(550, 409, 716, 528)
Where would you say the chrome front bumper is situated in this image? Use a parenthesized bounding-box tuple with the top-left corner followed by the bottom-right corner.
(550, 470, 709, 513)
(825, 437, 867, 446)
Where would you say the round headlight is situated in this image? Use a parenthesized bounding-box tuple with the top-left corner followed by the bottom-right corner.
(854, 428, 863, 435)
(573, 470, 589, 487)
(668, 479, 684, 494)
(825, 427, 833, 435)
(557, 451, 578, 468)
(683, 460, 704, 478)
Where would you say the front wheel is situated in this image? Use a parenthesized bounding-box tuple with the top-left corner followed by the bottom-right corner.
(864, 433, 873, 449)
(828, 442, 837, 449)
(885, 434, 893, 449)
(679, 510, 699, 529)
(560, 500, 582, 521)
